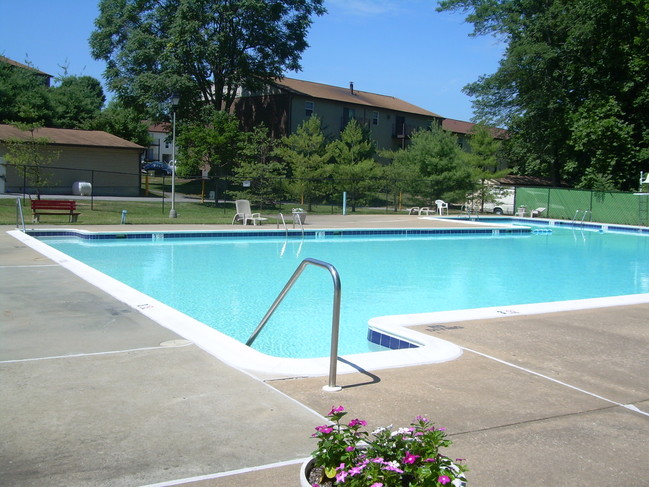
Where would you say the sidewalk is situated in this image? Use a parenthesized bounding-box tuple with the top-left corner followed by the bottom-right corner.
(1, 218, 648, 486)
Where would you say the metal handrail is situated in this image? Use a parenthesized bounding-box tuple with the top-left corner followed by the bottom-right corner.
(16, 198, 26, 232)
(573, 209, 592, 225)
(277, 213, 288, 237)
(246, 258, 342, 392)
(292, 212, 305, 237)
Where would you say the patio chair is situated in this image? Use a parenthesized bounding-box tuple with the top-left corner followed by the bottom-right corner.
(418, 207, 431, 216)
(435, 199, 449, 215)
(530, 207, 546, 218)
(407, 207, 420, 215)
(232, 199, 268, 225)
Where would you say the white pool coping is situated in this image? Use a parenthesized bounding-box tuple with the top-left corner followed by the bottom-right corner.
(10, 229, 649, 380)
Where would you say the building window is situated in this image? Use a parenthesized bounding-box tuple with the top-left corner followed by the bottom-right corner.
(305, 101, 314, 117)
(372, 111, 379, 126)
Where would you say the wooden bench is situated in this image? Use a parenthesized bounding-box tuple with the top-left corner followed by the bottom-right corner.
(31, 199, 80, 223)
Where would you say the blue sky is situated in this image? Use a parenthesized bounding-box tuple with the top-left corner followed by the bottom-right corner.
(0, 0, 504, 122)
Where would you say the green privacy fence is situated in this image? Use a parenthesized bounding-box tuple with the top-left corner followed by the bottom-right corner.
(515, 187, 649, 226)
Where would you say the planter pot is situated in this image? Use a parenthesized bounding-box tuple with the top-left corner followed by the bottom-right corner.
(292, 211, 307, 225)
(300, 457, 316, 487)
(301, 456, 467, 487)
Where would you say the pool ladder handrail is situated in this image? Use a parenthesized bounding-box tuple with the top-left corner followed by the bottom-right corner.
(245, 258, 342, 392)
(573, 209, 592, 225)
(15, 197, 26, 232)
(277, 213, 288, 237)
(276, 212, 305, 238)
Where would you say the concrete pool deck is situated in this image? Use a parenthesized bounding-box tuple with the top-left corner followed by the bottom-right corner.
(2, 215, 649, 486)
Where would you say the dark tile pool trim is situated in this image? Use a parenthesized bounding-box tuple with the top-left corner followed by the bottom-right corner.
(26, 227, 531, 240)
(367, 329, 419, 350)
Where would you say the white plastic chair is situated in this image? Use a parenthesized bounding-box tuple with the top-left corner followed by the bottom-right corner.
(418, 207, 431, 216)
(435, 199, 448, 215)
(232, 199, 268, 225)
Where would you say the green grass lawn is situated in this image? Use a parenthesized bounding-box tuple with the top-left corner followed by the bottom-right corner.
(1, 197, 236, 225)
(1, 176, 406, 226)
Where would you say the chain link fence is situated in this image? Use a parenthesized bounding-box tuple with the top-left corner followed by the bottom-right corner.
(515, 187, 649, 226)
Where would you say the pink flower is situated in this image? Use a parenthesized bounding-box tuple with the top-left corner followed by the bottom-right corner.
(348, 418, 367, 427)
(438, 475, 451, 484)
(370, 484, 384, 487)
(345, 446, 355, 452)
(403, 451, 421, 464)
(328, 405, 345, 415)
(314, 425, 333, 434)
(335, 469, 348, 483)
(382, 461, 404, 473)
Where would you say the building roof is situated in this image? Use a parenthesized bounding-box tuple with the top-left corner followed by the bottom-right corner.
(496, 175, 565, 187)
(0, 55, 52, 78)
(0, 124, 144, 150)
(272, 77, 442, 118)
(443, 118, 508, 139)
(147, 123, 171, 133)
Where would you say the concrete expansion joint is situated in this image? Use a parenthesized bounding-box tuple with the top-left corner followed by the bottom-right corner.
(449, 404, 623, 438)
(0, 343, 193, 364)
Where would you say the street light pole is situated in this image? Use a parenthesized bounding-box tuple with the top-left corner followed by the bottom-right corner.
(169, 93, 180, 218)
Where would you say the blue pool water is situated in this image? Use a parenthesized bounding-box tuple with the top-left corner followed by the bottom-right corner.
(38, 227, 649, 358)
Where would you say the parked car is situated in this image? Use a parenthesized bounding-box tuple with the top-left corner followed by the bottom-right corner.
(143, 161, 173, 176)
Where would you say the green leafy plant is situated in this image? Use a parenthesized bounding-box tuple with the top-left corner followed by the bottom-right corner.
(309, 406, 467, 487)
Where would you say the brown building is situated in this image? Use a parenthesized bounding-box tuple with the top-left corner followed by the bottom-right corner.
(0, 124, 144, 196)
(232, 77, 443, 150)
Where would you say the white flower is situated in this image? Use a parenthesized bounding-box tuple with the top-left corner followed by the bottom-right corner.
(372, 425, 393, 435)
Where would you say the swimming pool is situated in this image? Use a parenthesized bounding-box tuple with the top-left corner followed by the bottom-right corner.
(24, 222, 649, 364)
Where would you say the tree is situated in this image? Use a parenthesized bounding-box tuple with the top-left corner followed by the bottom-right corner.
(437, 0, 649, 190)
(231, 125, 286, 208)
(276, 115, 330, 210)
(393, 123, 473, 204)
(0, 62, 53, 126)
(176, 107, 240, 206)
(87, 100, 152, 147)
(3, 123, 61, 197)
(464, 124, 507, 212)
(89, 0, 326, 120)
(382, 147, 422, 211)
(50, 75, 105, 129)
(328, 119, 381, 212)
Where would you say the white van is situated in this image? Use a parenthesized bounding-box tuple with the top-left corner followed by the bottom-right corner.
(483, 187, 515, 214)
(466, 186, 515, 215)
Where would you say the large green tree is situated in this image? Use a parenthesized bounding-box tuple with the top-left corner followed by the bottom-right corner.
(50, 75, 106, 129)
(231, 125, 286, 208)
(275, 115, 330, 210)
(87, 100, 151, 147)
(464, 124, 507, 211)
(89, 0, 325, 120)
(393, 123, 473, 204)
(328, 119, 381, 212)
(176, 107, 240, 178)
(437, 0, 649, 190)
(0, 62, 53, 125)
